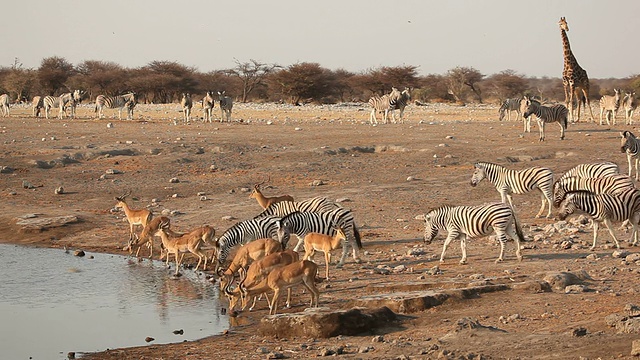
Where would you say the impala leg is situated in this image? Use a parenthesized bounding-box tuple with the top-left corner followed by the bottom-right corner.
(325, 252, 331, 280)
(270, 289, 281, 315)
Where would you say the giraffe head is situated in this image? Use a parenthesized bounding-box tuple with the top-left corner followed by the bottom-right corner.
(559, 17, 569, 32)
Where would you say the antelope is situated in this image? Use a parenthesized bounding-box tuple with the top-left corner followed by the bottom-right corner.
(225, 249, 298, 311)
(125, 216, 183, 259)
(249, 176, 294, 209)
(155, 219, 215, 275)
(302, 225, 347, 280)
(114, 191, 153, 247)
(240, 260, 320, 315)
(218, 238, 283, 294)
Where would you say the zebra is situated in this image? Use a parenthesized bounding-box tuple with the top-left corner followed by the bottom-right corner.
(218, 91, 233, 122)
(620, 131, 640, 181)
(624, 91, 637, 125)
(389, 88, 411, 123)
(558, 162, 620, 181)
(0, 93, 10, 117)
(522, 97, 569, 141)
(43, 93, 75, 119)
(599, 89, 621, 125)
(180, 93, 192, 123)
(368, 88, 400, 125)
(54, 90, 85, 119)
(275, 210, 362, 267)
(552, 174, 636, 207)
(32, 96, 43, 117)
(214, 215, 282, 267)
(557, 189, 640, 249)
(95, 92, 138, 120)
(254, 196, 340, 220)
(520, 96, 539, 133)
(202, 91, 215, 123)
(470, 161, 554, 218)
(499, 98, 522, 122)
(423, 202, 524, 264)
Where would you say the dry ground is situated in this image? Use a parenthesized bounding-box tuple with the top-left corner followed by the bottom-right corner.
(2, 102, 640, 359)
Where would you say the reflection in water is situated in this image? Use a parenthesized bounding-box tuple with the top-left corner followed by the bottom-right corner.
(0, 244, 228, 360)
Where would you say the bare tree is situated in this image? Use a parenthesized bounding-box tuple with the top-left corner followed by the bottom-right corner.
(227, 59, 280, 103)
(445, 66, 484, 104)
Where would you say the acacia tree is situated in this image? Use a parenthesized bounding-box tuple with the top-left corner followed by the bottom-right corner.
(485, 69, 528, 101)
(446, 66, 484, 103)
(76, 60, 128, 98)
(1, 58, 37, 102)
(227, 59, 280, 102)
(38, 56, 75, 95)
(269, 62, 334, 105)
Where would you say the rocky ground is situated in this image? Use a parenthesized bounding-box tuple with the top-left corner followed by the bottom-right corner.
(3, 102, 640, 359)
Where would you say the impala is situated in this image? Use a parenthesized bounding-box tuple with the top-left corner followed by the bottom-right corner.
(126, 216, 183, 259)
(302, 225, 347, 280)
(114, 190, 153, 247)
(249, 176, 294, 209)
(155, 219, 215, 275)
(219, 238, 283, 294)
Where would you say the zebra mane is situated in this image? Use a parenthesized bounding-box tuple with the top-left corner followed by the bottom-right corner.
(623, 130, 636, 139)
(474, 161, 500, 169)
(426, 204, 454, 215)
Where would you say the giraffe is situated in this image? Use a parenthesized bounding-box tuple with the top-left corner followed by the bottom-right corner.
(559, 16, 595, 123)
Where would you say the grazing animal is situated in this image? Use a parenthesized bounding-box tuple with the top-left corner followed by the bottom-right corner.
(423, 202, 524, 264)
(553, 175, 636, 207)
(0, 94, 9, 117)
(389, 88, 411, 123)
(202, 91, 215, 123)
(180, 93, 192, 123)
(249, 176, 294, 209)
(621, 131, 640, 181)
(155, 219, 215, 275)
(253, 196, 339, 220)
(218, 91, 233, 122)
(95, 92, 138, 120)
(470, 161, 554, 218)
(214, 216, 282, 266)
(218, 238, 283, 293)
(624, 92, 637, 125)
(522, 97, 569, 141)
(114, 191, 153, 245)
(559, 17, 596, 122)
(557, 190, 640, 249)
(32, 96, 44, 117)
(276, 209, 362, 266)
(599, 89, 621, 125)
(499, 98, 522, 122)
(125, 216, 182, 259)
(520, 96, 539, 133)
(558, 162, 620, 181)
(302, 225, 347, 280)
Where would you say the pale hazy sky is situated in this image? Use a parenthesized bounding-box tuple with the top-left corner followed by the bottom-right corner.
(3, 0, 638, 78)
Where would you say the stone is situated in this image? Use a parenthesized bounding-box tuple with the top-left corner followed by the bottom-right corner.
(631, 340, 640, 356)
(169, 177, 180, 183)
(105, 169, 123, 175)
(16, 215, 79, 231)
(54, 186, 64, 195)
(572, 327, 587, 337)
(565, 285, 586, 294)
(74, 250, 85, 257)
(145, 337, 154, 342)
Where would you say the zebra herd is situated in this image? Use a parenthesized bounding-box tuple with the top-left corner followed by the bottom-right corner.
(428, 160, 640, 264)
(181, 91, 234, 123)
(368, 87, 411, 124)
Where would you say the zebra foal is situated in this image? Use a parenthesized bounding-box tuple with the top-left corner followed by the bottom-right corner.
(552, 174, 635, 207)
(499, 98, 522, 122)
(202, 91, 215, 123)
(180, 93, 192, 123)
(95, 92, 138, 120)
(471, 161, 554, 218)
(557, 189, 640, 249)
(522, 97, 569, 141)
(423, 202, 524, 264)
(621, 131, 640, 181)
(624, 92, 637, 125)
(389, 88, 411, 123)
(599, 89, 621, 125)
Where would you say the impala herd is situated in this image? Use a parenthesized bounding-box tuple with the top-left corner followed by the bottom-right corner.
(113, 179, 332, 315)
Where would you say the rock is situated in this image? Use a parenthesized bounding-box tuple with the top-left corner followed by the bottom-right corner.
(565, 285, 586, 294)
(173, 329, 184, 335)
(145, 337, 154, 342)
(106, 122, 114, 128)
(535, 271, 590, 291)
(372, 335, 384, 343)
(16, 215, 79, 231)
(393, 265, 407, 273)
(625, 304, 640, 317)
(572, 327, 587, 337)
(74, 250, 85, 257)
(22, 180, 35, 189)
(335, 198, 351, 203)
(169, 177, 180, 183)
(614, 250, 630, 258)
(222, 215, 236, 221)
(105, 169, 123, 175)
(54, 186, 64, 195)
(200, 196, 207, 201)
(310, 180, 325, 186)
(631, 339, 640, 356)
(0, 166, 14, 174)
(626, 254, 640, 262)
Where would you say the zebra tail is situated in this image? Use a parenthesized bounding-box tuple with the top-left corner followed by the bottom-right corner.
(512, 210, 525, 245)
(354, 226, 363, 249)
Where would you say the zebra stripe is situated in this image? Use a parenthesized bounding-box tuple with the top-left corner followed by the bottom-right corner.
(389, 88, 411, 123)
(423, 202, 524, 264)
(276, 209, 362, 266)
(254, 196, 339, 220)
(368, 90, 397, 125)
(0, 93, 10, 117)
(180, 93, 193, 123)
(471, 161, 554, 218)
(499, 98, 522, 122)
(520, 96, 539, 133)
(215, 216, 282, 265)
(202, 91, 215, 123)
(621, 131, 640, 181)
(599, 89, 621, 125)
(95, 92, 138, 120)
(553, 174, 636, 207)
(43, 93, 74, 119)
(559, 162, 620, 181)
(522, 98, 569, 141)
(558, 189, 640, 249)
(218, 91, 232, 122)
(624, 91, 637, 125)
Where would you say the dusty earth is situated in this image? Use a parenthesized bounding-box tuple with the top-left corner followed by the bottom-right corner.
(3, 101, 640, 359)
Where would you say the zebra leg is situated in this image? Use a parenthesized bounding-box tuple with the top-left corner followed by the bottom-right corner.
(559, 122, 565, 140)
(337, 237, 348, 268)
(535, 191, 550, 218)
(590, 221, 601, 250)
(538, 120, 545, 141)
(292, 235, 305, 252)
(494, 231, 508, 263)
(628, 154, 634, 178)
(629, 213, 640, 245)
(635, 157, 640, 181)
(459, 235, 467, 265)
(440, 232, 459, 263)
(369, 109, 377, 124)
(602, 218, 621, 249)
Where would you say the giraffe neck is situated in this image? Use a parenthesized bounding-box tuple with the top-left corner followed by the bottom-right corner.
(560, 29, 577, 70)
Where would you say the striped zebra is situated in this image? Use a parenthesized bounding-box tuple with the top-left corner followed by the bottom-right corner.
(553, 174, 636, 207)
(520, 96, 539, 133)
(275, 209, 362, 267)
(423, 202, 524, 264)
(557, 189, 640, 249)
(0, 93, 10, 117)
(499, 98, 522, 122)
(95, 92, 138, 120)
(599, 89, 621, 125)
(218, 91, 233, 122)
(214, 215, 282, 267)
(180, 93, 192, 123)
(254, 196, 340, 220)
(202, 91, 215, 123)
(522, 97, 569, 141)
(620, 131, 640, 181)
(558, 162, 620, 181)
(389, 88, 411, 123)
(624, 91, 637, 125)
(43, 93, 75, 119)
(32, 96, 43, 117)
(470, 161, 554, 218)
(368, 88, 400, 125)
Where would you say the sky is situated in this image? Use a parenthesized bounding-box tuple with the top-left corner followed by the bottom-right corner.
(3, 0, 638, 79)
